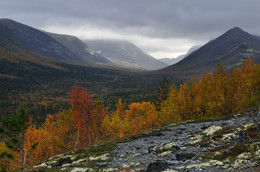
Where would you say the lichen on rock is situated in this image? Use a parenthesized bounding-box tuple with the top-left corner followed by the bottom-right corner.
(203, 125, 222, 136)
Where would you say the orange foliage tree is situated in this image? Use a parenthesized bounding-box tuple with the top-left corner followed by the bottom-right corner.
(160, 58, 260, 122)
(102, 99, 159, 141)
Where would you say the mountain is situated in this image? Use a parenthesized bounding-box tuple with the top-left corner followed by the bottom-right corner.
(0, 41, 173, 122)
(0, 18, 113, 66)
(0, 18, 86, 63)
(47, 32, 111, 64)
(87, 40, 167, 70)
(159, 45, 200, 65)
(159, 57, 183, 66)
(157, 27, 260, 78)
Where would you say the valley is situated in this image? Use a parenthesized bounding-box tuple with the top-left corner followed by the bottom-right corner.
(0, 17, 260, 172)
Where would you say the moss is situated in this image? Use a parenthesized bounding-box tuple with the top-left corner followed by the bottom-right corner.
(194, 135, 211, 147)
(184, 116, 231, 124)
(185, 153, 196, 159)
(208, 145, 231, 153)
(74, 141, 117, 160)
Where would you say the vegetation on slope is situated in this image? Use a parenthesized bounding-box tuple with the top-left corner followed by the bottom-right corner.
(0, 44, 180, 124)
(0, 58, 259, 171)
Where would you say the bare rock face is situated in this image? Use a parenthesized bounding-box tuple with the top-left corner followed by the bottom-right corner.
(32, 110, 260, 172)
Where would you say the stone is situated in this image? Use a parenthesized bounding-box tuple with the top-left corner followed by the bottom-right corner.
(97, 162, 109, 167)
(175, 153, 187, 161)
(201, 126, 209, 130)
(146, 160, 170, 172)
(155, 132, 165, 136)
(51, 157, 71, 167)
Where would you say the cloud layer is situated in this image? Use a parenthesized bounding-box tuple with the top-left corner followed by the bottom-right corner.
(1, 0, 259, 58)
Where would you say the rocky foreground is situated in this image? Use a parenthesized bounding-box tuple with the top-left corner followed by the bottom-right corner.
(30, 110, 260, 172)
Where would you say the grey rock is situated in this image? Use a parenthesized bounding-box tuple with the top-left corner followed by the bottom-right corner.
(175, 153, 187, 161)
(146, 160, 170, 172)
(51, 157, 71, 167)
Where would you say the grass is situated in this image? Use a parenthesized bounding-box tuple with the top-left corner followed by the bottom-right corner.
(214, 144, 249, 162)
(194, 135, 212, 147)
(246, 126, 260, 139)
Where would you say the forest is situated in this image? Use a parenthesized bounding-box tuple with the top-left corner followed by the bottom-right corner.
(0, 46, 181, 124)
(0, 58, 259, 171)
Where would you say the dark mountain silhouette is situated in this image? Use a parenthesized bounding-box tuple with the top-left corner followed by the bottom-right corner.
(156, 27, 260, 78)
(0, 18, 84, 63)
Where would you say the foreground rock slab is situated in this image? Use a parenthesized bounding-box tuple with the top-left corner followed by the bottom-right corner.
(31, 111, 260, 172)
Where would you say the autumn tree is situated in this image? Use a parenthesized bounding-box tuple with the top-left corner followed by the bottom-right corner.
(193, 73, 222, 117)
(102, 100, 159, 141)
(91, 98, 108, 144)
(69, 85, 95, 147)
(55, 110, 80, 151)
(117, 98, 126, 120)
(101, 99, 129, 140)
(125, 102, 159, 134)
(160, 83, 181, 125)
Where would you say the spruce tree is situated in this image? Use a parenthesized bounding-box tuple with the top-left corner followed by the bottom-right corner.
(0, 107, 37, 172)
(153, 77, 170, 111)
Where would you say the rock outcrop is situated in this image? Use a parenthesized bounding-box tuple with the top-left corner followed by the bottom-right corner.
(31, 110, 260, 172)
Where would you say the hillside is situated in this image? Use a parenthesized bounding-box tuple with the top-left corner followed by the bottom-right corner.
(0, 37, 180, 123)
(156, 27, 260, 78)
(47, 32, 111, 65)
(31, 111, 260, 172)
(87, 39, 167, 70)
(0, 47, 175, 122)
(0, 18, 84, 63)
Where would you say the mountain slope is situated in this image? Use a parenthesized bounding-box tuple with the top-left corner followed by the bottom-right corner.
(157, 27, 260, 78)
(87, 40, 167, 70)
(0, 18, 181, 121)
(0, 43, 171, 121)
(47, 32, 111, 64)
(0, 18, 85, 63)
(159, 56, 184, 66)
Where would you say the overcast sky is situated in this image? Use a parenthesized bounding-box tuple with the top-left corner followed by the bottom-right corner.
(0, 0, 260, 59)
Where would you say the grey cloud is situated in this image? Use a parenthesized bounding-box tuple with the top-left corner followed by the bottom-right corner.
(0, 0, 260, 58)
(1, 0, 260, 37)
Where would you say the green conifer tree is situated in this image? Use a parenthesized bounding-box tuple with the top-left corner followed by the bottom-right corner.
(153, 77, 170, 111)
(0, 107, 37, 172)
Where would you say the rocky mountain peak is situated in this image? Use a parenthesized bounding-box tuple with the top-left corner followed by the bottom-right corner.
(219, 27, 252, 42)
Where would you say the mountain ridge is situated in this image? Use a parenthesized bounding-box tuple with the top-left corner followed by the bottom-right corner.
(156, 27, 260, 78)
(0, 18, 83, 63)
